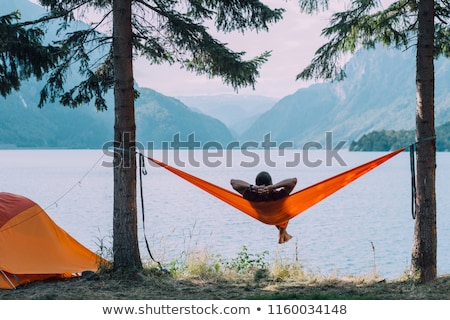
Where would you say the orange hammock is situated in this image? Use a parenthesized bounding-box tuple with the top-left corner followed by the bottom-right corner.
(146, 148, 404, 226)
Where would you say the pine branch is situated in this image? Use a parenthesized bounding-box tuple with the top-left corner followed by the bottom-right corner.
(297, 0, 330, 14)
(0, 12, 65, 97)
(297, 0, 417, 81)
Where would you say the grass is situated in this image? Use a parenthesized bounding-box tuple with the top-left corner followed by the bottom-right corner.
(1, 246, 450, 300)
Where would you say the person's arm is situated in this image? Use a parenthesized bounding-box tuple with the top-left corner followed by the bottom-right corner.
(267, 178, 297, 194)
(230, 179, 252, 195)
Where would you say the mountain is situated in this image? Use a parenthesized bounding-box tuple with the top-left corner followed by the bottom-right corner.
(0, 82, 234, 148)
(0, 79, 113, 149)
(134, 89, 233, 147)
(3, 0, 36, 19)
(177, 95, 278, 136)
(241, 47, 450, 148)
(0, 0, 234, 149)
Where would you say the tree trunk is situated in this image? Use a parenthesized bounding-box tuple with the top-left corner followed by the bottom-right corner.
(112, 0, 142, 271)
(411, 0, 436, 282)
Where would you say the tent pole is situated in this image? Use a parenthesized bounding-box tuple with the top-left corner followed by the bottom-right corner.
(0, 270, 17, 289)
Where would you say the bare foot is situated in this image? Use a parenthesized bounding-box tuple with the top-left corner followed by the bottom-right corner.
(278, 230, 293, 244)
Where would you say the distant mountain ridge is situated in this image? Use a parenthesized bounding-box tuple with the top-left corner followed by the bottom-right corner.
(240, 47, 450, 148)
(0, 82, 234, 148)
(135, 88, 233, 147)
(0, 68, 115, 148)
(177, 95, 278, 136)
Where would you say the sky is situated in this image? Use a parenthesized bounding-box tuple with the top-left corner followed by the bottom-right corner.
(144, 0, 395, 99)
(132, 1, 336, 99)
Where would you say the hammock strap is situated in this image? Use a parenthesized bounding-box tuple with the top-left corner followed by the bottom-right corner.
(410, 144, 416, 219)
(138, 153, 168, 273)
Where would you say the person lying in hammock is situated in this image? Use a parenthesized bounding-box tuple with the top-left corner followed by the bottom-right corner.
(230, 172, 297, 244)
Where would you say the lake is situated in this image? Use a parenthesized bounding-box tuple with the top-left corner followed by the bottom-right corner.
(1, 149, 449, 280)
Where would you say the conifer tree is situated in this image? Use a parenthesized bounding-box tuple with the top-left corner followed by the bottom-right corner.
(0, 11, 63, 97)
(297, 0, 449, 282)
(31, 0, 283, 272)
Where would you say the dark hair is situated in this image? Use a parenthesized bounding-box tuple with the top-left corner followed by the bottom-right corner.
(255, 171, 272, 186)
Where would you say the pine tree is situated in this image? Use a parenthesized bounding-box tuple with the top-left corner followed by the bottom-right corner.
(31, 0, 284, 272)
(297, 0, 449, 282)
(0, 11, 64, 97)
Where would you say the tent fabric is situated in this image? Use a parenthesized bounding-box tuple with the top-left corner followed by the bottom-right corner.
(147, 148, 404, 226)
(0, 192, 104, 289)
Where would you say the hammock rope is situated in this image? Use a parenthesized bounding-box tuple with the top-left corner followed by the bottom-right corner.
(143, 148, 405, 226)
(138, 153, 168, 273)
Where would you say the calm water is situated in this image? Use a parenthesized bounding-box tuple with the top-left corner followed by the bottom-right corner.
(1, 149, 449, 279)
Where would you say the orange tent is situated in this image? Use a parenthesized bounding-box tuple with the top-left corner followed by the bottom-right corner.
(0, 192, 104, 289)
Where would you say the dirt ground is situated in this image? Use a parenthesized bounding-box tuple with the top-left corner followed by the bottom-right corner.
(1, 271, 450, 300)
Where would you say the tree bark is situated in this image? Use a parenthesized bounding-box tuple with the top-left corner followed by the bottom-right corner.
(411, 0, 436, 282)
(112, 0, 142, 271)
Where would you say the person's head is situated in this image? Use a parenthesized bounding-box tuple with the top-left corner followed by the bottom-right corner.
(255, 171, 272, 186)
